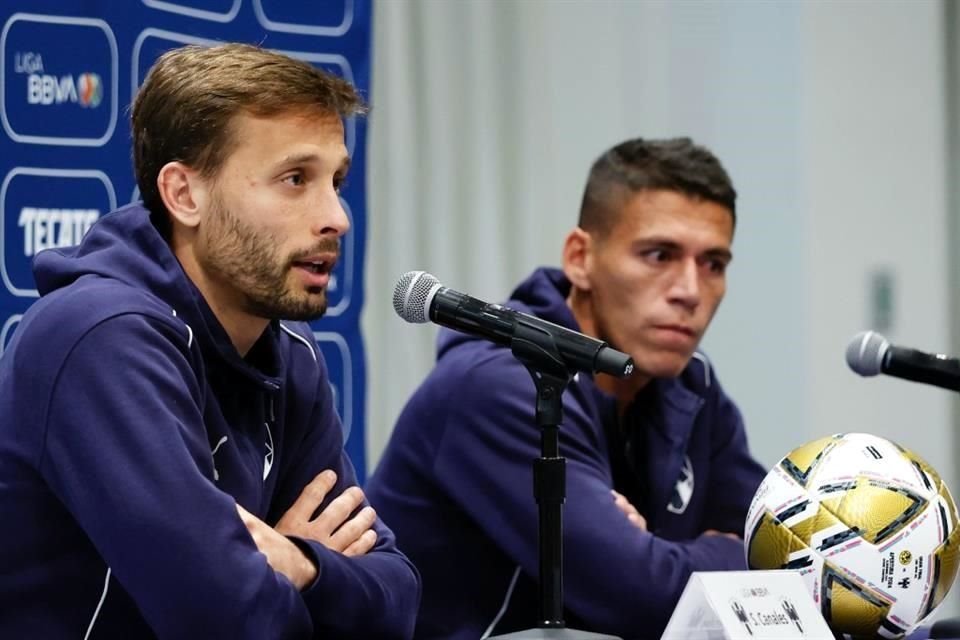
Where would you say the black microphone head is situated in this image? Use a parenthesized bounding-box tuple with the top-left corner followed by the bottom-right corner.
(846, 330, 890, 376)
(393, 271, 442, 324)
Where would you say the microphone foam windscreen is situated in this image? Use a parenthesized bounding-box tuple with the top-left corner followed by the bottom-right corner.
(845, 330, 889, 376)
(393, 271, 440, 323)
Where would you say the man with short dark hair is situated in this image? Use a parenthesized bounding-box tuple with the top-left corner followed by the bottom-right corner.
(367, 137, 766, 639)
(0, 43, 419, 638)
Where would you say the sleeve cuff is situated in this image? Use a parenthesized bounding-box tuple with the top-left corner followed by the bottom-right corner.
(287, 535, 323, 592)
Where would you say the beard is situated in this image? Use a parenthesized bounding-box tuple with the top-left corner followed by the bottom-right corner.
(202, 195, 337, 321)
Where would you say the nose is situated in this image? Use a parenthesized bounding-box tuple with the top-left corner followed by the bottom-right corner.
(313, 191, 351, 237)
(668, 258, 700, 310)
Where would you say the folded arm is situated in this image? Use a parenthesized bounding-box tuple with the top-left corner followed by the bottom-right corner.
(38, 314, 313, 638)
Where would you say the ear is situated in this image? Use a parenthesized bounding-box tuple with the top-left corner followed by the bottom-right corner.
(562, 227, 593, 291)
(156, 161, 207, 229)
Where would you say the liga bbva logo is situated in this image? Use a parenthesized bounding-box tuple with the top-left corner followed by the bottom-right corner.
(15, 52, 103, 108)
(1, 14, 117, 145)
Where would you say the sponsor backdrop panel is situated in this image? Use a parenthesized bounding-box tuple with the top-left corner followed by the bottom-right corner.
(0, 1, 371, 478)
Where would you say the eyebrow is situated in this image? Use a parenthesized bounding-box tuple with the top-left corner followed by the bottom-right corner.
(274, 152, 352, 173)
(704, 248, 734, 263)
(633, 237, 733, 261)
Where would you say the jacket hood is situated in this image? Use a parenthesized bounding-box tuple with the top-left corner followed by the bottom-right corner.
(436, 267, 576, 359)
(35, 203, 190, 303)
(32, 203, 270, 380)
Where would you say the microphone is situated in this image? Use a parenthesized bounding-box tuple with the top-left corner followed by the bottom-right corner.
(845, 330, 960, 392)
(393, 271, 635, 378)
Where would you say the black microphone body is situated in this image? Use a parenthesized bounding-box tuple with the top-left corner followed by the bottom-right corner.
(846, 330, 960, 392)
(395, 272, 634, 378)
(429, 287, 515, 350)
(882, 346, 960, 392)
(431, 287, 632, 377)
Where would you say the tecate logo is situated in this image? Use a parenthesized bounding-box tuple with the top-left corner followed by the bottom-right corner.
(18, 207, 100, 256)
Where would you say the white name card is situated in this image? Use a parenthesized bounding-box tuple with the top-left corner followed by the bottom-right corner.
(660, 571, 834, 640)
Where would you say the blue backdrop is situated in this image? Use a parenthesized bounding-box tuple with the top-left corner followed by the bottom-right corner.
(0, 1, 371, 478)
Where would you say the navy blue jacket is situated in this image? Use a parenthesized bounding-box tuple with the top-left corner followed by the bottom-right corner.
(367, 267, 766, 639)
(0, 204, 419, 638)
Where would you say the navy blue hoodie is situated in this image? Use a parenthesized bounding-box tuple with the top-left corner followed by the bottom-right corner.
(367, 267, 766, 639)
(0, 204, 419, 638)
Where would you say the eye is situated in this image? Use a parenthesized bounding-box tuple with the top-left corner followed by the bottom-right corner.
(333, 174, 349, 194)
(282, 171, 305, 187)
(641, 248, 672, 263)
(705, 258, 729, 274)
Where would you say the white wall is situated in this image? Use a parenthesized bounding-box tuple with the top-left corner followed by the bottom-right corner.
(366, 0, 957, 610)
(800, 2, 953, 485)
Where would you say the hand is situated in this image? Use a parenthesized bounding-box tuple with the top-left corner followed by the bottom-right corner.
(236, 504, 317, 590)
(704, 529, 742, 542)
(275, 470, 378, 557)
(611, 490, 647, 531)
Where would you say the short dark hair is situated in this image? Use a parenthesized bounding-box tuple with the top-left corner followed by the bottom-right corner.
(131, 43, 366, 234)
(578, 137, 736, 236)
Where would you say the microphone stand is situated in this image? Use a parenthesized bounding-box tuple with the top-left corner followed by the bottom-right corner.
(489, 321, 621, 640)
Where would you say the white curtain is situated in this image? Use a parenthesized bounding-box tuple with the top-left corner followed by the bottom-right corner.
(365, 0, 583, 466)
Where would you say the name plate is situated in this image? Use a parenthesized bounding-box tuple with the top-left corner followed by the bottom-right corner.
(661, 571, 833, 640)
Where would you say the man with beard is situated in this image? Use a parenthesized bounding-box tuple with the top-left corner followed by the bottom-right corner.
(367, 138, 766, 639)
(0, 43, 418, 639)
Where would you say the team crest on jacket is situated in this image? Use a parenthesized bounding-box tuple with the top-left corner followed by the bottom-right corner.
(667, 455, 694, 514)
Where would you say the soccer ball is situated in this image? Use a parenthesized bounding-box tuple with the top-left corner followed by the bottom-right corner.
(744, 433, 960, 639)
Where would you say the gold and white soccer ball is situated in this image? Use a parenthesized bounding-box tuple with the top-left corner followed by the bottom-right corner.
(744, 432, 960, 639)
